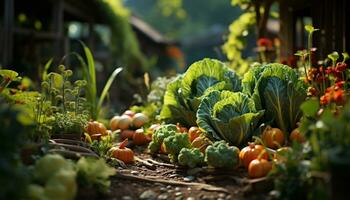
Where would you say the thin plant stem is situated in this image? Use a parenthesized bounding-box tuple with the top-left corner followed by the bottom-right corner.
(308, 33, 313, 69)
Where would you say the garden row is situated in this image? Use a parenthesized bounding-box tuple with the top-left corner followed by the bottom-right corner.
(1, 26, 350, 200)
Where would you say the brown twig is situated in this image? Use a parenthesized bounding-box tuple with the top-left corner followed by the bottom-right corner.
(134, 156, 156, 170)
(114, 173, 229, 193)
(48, 143, 97, 156)
(49, 139, 90, 147)
(146, 158, 176, 168)
(48, 149, 99, 159)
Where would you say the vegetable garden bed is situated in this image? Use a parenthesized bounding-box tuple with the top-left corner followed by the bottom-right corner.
(1, 25, 350, 200)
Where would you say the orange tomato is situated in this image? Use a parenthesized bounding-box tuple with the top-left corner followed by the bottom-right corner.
(248, 158, 272, 178)
(120, 129, 135, 140)
(132, 129, 151, 145)
(191, 136, 211, 153)
(239, 143, 269, 168)
(289, 128, 305, 143)
(188, 127, 202, 142)
(176, 123, 188, 133)
(110, 116, 121, 131)
(261, 126, 285, 149)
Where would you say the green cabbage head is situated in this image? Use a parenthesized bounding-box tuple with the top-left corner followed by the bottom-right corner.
(242, 63, 307, 133)
(160, 58, 242, 127)
(197, 90, 264, 146)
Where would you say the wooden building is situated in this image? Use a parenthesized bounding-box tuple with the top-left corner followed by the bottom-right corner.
(279, 0, 350, 60)
(0, 0, 176, 76)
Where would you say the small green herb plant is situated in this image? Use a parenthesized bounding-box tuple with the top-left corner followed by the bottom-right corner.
(36, 65, 89, 137)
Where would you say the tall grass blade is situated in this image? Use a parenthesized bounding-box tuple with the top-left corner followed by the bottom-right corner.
(97, 67, 123, 117)
(80, 41, 97, 119)
(42, 58, 53, 81)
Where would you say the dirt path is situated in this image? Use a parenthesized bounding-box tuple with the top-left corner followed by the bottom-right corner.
(103, 145, 270, 200)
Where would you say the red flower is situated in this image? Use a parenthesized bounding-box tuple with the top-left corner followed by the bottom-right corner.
(335, 81, 345, 88)
(325, 67, 334, 75)
(325, 86, 333, 93)
(257, 38, 272, 48)
(335, 62, 347, 72)
(307, 87, 318, 96)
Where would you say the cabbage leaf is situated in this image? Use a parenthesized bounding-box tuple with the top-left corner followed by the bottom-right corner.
(160, 58, 242, 127)
(242, 63, 307, 133)
(197, 90, 264, 146)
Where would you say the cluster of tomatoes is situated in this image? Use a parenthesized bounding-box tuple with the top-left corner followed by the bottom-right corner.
(83, 110, 152, 164)
(240, 126, 305, 179)
(110, 110, 150, 145)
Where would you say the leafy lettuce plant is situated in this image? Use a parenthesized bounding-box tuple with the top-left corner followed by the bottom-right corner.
(242, 63, 307, 134)
(160, 58, 242, 127)
(197, 90, 264, 146)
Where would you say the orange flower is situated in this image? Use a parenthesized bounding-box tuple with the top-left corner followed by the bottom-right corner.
(333, 89, 344, 104)
(320, 93, 331, 105)
(166, 46, 184, 59)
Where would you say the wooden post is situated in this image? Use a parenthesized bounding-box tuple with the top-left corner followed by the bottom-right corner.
(346, 0, 350, 54)
(2, 0, 14, 66)
(88, 22, 95, 52)
(279, 1, 295, 59)
(52, 0, 64, 61)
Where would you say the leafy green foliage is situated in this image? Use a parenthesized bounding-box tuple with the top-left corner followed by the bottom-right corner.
(76, 157, 116, 194)
(26, 154, 116, 200)
(80, 42, 97, 120)
(163, 133, 191, 162)
(178, 148, 205, 168)
(148, 124, 177, 154)
(33, 154, 75, 183)
(131, 75, 176, 122)
(50, 113, 88, 135)
(300, 100, 350, 151)
(37, 66, 89, 136)
(305, 25, 319, 34)
(78, 43, 123, 120)
(160, 58, 242, 127)
(270, 144, 315, 200)
(147, 76, 177, 106)
(0, 98, 31, 200)
(97, 67, 123, 116)
(197, 90, 263, 146)
(222, 12, 256, 76)
(159, 75, 197, 126)
(205, 140, 240, 169)
(98, 0, 148, 69)
(27, 154, 77, 200)
(242, 63, 307, 134)
(91, 134, 115, 157)
(0, 69, 21, 93)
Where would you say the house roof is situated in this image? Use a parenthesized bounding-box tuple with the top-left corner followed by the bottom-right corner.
(129, 15, 175, 45)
